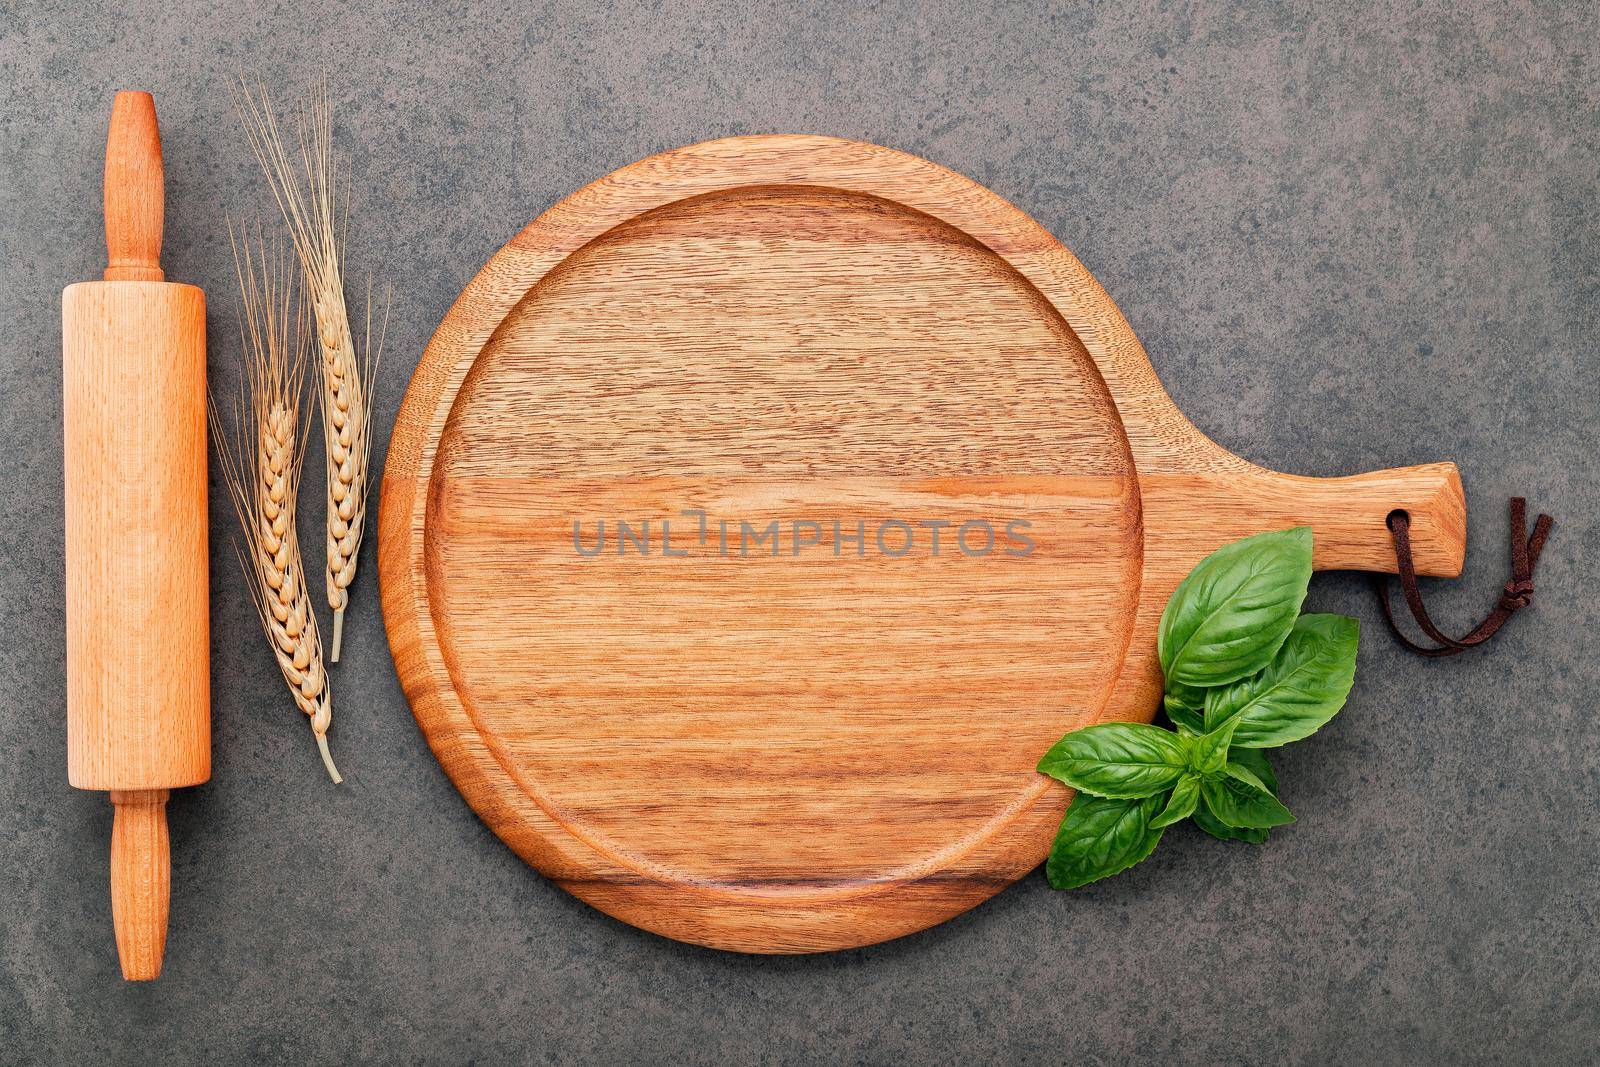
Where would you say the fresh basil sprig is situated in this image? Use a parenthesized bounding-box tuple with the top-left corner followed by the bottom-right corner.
(1037, 527, 1359, 890)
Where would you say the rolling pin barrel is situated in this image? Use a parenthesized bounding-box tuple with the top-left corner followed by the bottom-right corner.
(63, 91, 209, 980)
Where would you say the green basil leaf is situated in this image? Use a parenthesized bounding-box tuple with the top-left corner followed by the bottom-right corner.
(1203, 613, 1359, 748)
(1189, 714, 1238, 776)
(1163, 685, 1206, 735)
(1201, 774, 1296, 829)
(1150, 774, 1201, 829)
(1036, 723, 1191, 799)
(1227, 746, 1277, 795)
(1045, 793, 1167, 889)
(1193, 804, 1271, 844)
(1157, 527, 1313, 688)
(1224, 761, 1271, 794)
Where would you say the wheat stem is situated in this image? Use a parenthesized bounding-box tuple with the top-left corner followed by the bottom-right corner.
(315, 732, 340, 783)
(331, 610, 345, 666)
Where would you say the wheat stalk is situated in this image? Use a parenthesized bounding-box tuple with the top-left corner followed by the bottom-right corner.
(209, 225, 342, 784)
(235, 75, 379, 663)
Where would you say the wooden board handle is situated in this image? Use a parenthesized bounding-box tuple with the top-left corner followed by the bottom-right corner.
(109, 789, 170, 980)
(1247, 461, 1466, 577)
(103, 91, 163, 282)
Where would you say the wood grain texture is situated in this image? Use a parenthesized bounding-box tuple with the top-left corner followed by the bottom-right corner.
(379, 135, 1467, 953)
(63, 93, 207, 981)
(63, 280, 210, 790)
(109, 789, 170, 980)
(102, 92, 164, 283)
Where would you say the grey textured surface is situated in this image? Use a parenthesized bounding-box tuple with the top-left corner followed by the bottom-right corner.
(2, 1, 1596, 1063)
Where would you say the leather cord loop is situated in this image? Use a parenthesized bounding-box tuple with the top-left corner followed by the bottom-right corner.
(1375, 497, 1553, 657)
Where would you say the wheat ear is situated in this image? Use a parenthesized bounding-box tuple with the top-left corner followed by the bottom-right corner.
(209, 225, 342, 783)
(235, 75, 375, 662)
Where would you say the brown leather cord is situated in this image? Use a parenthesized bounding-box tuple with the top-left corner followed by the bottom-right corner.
(1375, 497, 1554, 657)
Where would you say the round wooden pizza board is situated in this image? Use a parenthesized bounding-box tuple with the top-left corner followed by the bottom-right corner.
(379, 135, 1466, 952)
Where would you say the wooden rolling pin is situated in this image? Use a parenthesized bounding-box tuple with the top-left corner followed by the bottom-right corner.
(62, 91, 209, 981)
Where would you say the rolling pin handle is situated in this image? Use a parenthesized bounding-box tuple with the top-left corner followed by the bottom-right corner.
(109, 788, 171, 981)
(103, 91, 165, 282)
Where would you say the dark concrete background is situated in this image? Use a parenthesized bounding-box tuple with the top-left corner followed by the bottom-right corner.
(2, 1, 1596, 1063)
